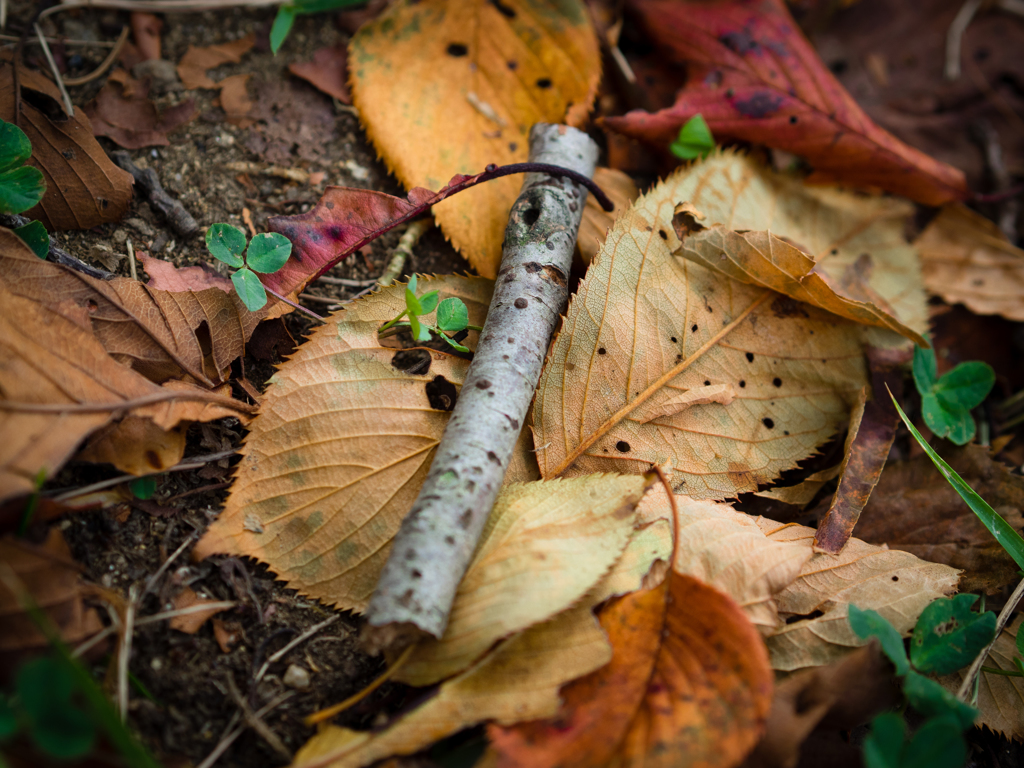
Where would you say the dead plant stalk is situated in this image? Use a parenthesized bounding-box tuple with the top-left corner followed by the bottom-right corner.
(362, 123, 598, 652)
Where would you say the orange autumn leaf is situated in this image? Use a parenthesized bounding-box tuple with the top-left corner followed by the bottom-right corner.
(349, 0, 601, 277)
(603, 0, 968, 206)
(487, 574, 773, 768)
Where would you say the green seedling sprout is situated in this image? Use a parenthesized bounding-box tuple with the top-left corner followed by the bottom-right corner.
(912, 344, 994, 445)
(0, 118, 50, 259)
(379, 274, 481, 353)
(670, 114, 716, 161)
(205, 223, 293, 311)
(270, 0, 366, 54)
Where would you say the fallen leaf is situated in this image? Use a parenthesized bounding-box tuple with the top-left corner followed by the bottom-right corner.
(754, 464, 841, 508)
(757, 518, 960, 671)
(939, 616, 1024, 740)
(196, 276, 525, 613)
(139, 252, 233, 293)
(350, 0, 601, 277)
(813, 346, 904, 554)
(289, 44, 350, 104)
(854, 444, 1024, 595)
(914, 204, 1024, 322)
(396, 474, 649, 686)
(76, 416, 189, 475)
(533, 154, 871, 497)
(131, 12, 163, 62)
(292, 602, 611, 768)
(266, 171, 498, 298)
(244, 76, 337, 165)
(603, 0, 968, 206)
(745, 641, 900, 768)
(637, 488, 811, 633)
(0, 530, 104, 667)
(84, 80, 196, 148)
(0, 58, 134, 230)
(0, 234, 250, 499)
(168, 586, 230, 634)
(487, 574, 774, 768)
(577, 167, 638, 265)
(216, 73, 254, 128)
(0, 228, 268, 387)
(176, 34, 254, 90)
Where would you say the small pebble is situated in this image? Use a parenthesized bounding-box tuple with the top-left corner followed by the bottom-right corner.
(283, 664, 311, 690)
(151, 658, 163, 671)
(215, 132, 235, 148)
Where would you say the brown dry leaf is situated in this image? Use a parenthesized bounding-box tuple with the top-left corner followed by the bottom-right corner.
(855, 444, 1024, 594)
(291, 602, 611, 768)
(217, 73, 254, 128)
(177, 34, 254, 89)
(533, 154, 871, 498)
(84, 80, 196, 148)
(486, 574, 774, 768)
(914, 204, 1024, 322)
(168, 586, 231, 634)
(746, 641, 899, 768)
(0, 228, 268, 387)
(0, 58, 133, 230)
(577, 167, 638, 265)
(349, 0, 601, 277)
(676, 221, 925, 346)
(396, 474, 649, 686)
(77, 416, 189, 475)
(939, 616, 1024, 740)
(754, 464, 842, 508)
(637, 488, 811, 633)
(756, 518, 960, 671)
(0, 233, 250, 498)
(668, 152, 928, 339)
(289, 44, 350, 104)
(0, 530, 103, 666)
(195, 276, 528, 613)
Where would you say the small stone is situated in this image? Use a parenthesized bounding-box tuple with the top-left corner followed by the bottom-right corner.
(125, 217, 156, 237)
(341, 159, 370, 181)
(283, 664, 310, 690)
(112, 228, 128, 246)
(151, 658, 163, 671)
(132, 59, 181, 93)
(215, 132, 235, 148)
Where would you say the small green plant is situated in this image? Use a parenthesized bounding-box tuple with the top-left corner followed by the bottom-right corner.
(129, 476, 158, 500)
(379, 274, 480, 353)
(670, 114, 715, 161)
(0, 118, 49, 259)
(851, 595, 996, 768)
(912, 344, 994, 445)
(270, 0, 365, 54)
(205, 223, 292, 311)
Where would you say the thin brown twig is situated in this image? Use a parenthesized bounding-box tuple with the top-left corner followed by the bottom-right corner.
(224, 673, 290, 760)
(304, 645, 415, 727)
(118, 584, 139, 722)
(255, 614, 341, 682)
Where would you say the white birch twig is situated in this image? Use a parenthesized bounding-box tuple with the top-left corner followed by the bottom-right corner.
(362, 123, 598, 652)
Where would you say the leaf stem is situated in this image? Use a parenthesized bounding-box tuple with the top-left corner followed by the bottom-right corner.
(264, 284, 326, 323)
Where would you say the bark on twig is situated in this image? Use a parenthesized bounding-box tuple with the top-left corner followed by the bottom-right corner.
(110, 150, 201, 239)
(362, 124, 598, 652)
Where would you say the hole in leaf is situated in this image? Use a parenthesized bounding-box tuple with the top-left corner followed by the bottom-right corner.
(447, 43, 468, 56)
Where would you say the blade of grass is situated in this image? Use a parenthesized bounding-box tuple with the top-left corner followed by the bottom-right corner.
(889, 388, 1024, 570)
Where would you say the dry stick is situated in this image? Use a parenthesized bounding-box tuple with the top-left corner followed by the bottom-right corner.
(956, 576, 1024, 701)
(304, 645, 415, 726)
(254, 614, 340, 682)
(118, 584, 139, 722)
(110, 151, 201, 240)
(362, 123, 598, 652)
(378, 218, 432, 286)
(224, 673, 290, 760)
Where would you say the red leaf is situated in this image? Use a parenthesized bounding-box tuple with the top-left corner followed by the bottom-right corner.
(289, 44, 351, 104)
(603, 0, 968, 206)
(264, 173, 478, 298)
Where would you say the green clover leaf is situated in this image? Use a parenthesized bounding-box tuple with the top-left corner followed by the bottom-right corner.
(246, 232, 292, 273)
(910, 594, 996, 675)
(670, 114, 715, 161)
(231, 267, 268, 311)
(436, 297, 469, 333)
(849, 604, 910, 676)
(206, 223, 247, 268)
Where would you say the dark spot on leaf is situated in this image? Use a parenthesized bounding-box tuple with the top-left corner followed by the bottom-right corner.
(598, 347, 607, 355)
(773, 378, 782, 387)
(489, 0, 516, 17)
(720, 29, 758, 54)
(763, 418, 774, 429)
(830, 248, 839, 255)
(536, 78, 552, 89)
(61, 148, 76, 160)
(892, 576, 899, 581)
(691, 324, 698, 332)
(328, 225, 344, 240)
(658, 229, 667, 240)
(145, 450, 162, 469)
(671, 337, 677, 343)
(704, 380, 711, 386)
(739, 380, 746, 388)
(509, 142, 517, 152)
(784, 430, 790, 436)
(745, 352, 754, 362)
(734, 92, 783, 118)
(447, 43, 468, 56)
(616, 441, 630, 453)
(514, 297, 528, 309)
(789, 115, 798, 124)
(426, 375, 457, 411)
(507, 60, 517, 70)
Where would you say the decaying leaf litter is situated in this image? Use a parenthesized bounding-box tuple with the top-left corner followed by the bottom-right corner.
(1, 1, 1024, 767)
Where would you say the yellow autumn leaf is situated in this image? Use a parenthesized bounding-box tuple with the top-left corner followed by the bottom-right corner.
(756, 518, 960, 671)
(637, 488, 812, 632)
(533, 155, 870, 498)
(291, 602, 611, 768)
(349, 0, 601, 277)
(195, 276, 540, 613)
(914, 203, 1024, 321)
(396, 474, 649, 686)
(667, 151, 928, 341)
(939, 616, 1024, 740)
(577, 167, 639, 265)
